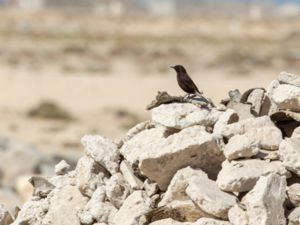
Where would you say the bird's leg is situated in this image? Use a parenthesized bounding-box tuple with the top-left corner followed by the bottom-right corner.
(183, 94, 190, 100)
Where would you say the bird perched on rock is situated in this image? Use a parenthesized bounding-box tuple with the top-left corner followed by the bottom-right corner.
(171, 65, 203, 96)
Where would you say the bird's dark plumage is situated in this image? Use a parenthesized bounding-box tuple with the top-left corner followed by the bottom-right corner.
(171, 65, 203, 95)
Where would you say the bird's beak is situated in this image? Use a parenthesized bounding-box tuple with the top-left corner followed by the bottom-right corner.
(170, 66, 175, 69)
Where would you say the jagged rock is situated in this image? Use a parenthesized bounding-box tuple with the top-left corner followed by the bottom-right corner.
(105, 173, 131, 209)
(29, 176, 55, 198)
(242, 88, 266, 116)
(217, 159, 290, 192)
(139, 126, 224, 190)
(227, 100, 254, 120)
(193, 218, 231, 225)
(112, 190, 152, 225)
(288, 184, 300, 207)
(186, 172, 236, 219)
(0, 204, 13, 225)
(256, 149, 279, 161)
(270, 84, 300, 112)
(122, 120, 154, 143)
(242, 174, 286, 225)
(224, 134, 258, 160)
(79, 186, 117, 224)
(278, 71, 300, 87)
(120, 126, 166, 165)
(221, 116, 275, 139)
(159, 167, 208, 206)
(120, 160, 143, 190)
(54, 160, 71, 175)
(228, 204, 248, 225)
(143, 179, 159, 197)
(81, 135, 120, 175)
(151, 103, 222, 129)
(149, 218, 191, 225)
(213, 109, 239, 135)
(148, 200, 207, 223)
(292, 127, 300, 138)
(279, 138, 300, 176)
(289, 207, 300, 225)
(247, 126, 283, 150)
(43, 185, 88, 225)
(270, 110, 300, 137)
(75, 156, 106, 197)
(12, 197, 49, 225)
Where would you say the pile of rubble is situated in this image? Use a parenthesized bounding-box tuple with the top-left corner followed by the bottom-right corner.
(2, 71, 300, 225)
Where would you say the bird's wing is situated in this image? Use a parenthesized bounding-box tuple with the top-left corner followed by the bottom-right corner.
(182, 73, 202, 94)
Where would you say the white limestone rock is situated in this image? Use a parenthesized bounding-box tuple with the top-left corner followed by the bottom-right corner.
(221, 116, 275, 139)
(139, 126, 224, 190)
(247, 88, 265, 116)
(81, 135, 120, 174)
(289, 207, 300, 225)
(54, 160, 71, 175)
(279, 138, 300, 176)
(224, 134, 258, 160)
(75, 156, 106, 197)
(271, 84, 300, 112)
(112, 190, 152, 225)
(292, 127, 300, 138)
(120, 126, 166, 165)
(278, 71, 300, 88)
(0, 204, 13, 225)
(79, 186, 117, 224)
(152, 103, 222, 129)
(11, 197, 49, 225)
(186, 174, 236, 219)
(43, 185, 88, 225)
(217, 159, 290, 192)
(228, 204, 248, 225)
(120, 160, 143, 190)
(213, 109, 239, 136)
(288, 183, 300, 207)
(105, 173, 131, 209)
(242, 174, 286, 225)
(193, 218, 231, 225)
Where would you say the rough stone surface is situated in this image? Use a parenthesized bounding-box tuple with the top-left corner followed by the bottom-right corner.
(79, 186, 117, 224)
(120, 126, 166, 165)
(81, 135, 120, 174)
(246, 88, 265, 116)
(279, 138, 300, 176)
(0, 204, 13, 225)
(292, 127, 300, 138)
(221, 116, 275, 139)
(75, 156, 106, 197)
(278, 71, 300, 87)
(152, 103, 222, 129)
(194, 218, 231, 225)
(243, 174, 286, 225)
(217, 159, 290, 192)
(213, 109, 239, 135)
(139, 126, 224, 190)
(224, 134, 258, 160)
(289, 207, 300, 225)
(43, 185, 88, 225)
(186, 173, 236, 219)
(105, 173, 131, 209)
(271, 84, 300, 112)
(228, 204, 248, 225)
(120, 160, 143, 190)
(54, 160, 71, 175)
(149, 218, 191, 225)
(288, 183, 300, 207)
(112, 190, 152, 225)
(247, 126, 283, 150)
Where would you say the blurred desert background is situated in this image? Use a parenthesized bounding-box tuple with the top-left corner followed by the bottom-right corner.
(1, 0, 300, 210)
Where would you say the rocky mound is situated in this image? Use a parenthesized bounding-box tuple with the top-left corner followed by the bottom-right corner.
(2, 71, 300, 225)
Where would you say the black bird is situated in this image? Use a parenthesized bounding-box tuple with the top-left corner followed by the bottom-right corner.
(171, 65, 203, 96)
